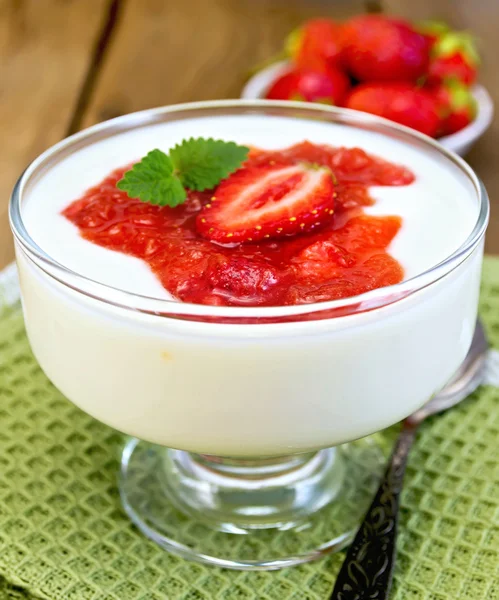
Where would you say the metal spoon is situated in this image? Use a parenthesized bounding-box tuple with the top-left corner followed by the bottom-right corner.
(330, 321, 489, 600)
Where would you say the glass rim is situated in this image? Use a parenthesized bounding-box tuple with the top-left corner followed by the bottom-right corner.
(9, 99, 489, 321)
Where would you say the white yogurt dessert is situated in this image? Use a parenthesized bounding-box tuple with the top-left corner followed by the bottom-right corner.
(23, 114, 476, 296)
(11, 101, 487, 457)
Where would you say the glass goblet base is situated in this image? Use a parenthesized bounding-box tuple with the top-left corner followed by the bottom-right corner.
(119, 436, 385, 570)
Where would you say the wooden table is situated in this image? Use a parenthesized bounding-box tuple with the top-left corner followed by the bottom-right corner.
(2, 0, 498, 270)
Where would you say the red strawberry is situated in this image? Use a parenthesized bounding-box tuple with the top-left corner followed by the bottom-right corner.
(196, 163, 336, 244)
(427, 32, 479, 86)
(265, 66, 350, 105)
(341, 15, 430, 82)
(346, 83, 441, 138)
(430, 80, 478, 135)
(248, 18, 343, 78)
(286, 18, 344, 70)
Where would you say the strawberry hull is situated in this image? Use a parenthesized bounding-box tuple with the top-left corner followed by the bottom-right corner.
(427, 53, 477, 87)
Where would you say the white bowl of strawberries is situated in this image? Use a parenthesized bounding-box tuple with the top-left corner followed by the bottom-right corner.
(241, 16, 493, 157)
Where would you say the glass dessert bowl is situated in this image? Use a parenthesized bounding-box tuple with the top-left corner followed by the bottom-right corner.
(10, 101, 488, 570)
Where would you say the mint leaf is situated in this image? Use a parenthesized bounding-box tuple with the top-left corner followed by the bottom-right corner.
(117, 149, 186, 206)
(170, 137, 249, 191)
(117, 139, 249, 207)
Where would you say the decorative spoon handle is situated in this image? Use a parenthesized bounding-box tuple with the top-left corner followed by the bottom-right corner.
(329, 423, 418, 600)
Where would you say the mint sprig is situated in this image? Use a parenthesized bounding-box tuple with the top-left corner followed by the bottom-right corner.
(116, 150, 186, 207)
(117, 138, 249, 207)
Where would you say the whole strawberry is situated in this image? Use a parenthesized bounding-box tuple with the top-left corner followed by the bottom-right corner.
(341, 15, 430, 82)
(266, 66, 350, 105)
(286, 18, 344, 70)
(427, 32, 479, 86)
(430, 79, 478, 135)
(346, 83, 440, 138)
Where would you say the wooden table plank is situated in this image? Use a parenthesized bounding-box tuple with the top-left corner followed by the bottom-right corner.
(81, 0, 366, 127)
(0, 0, 112, 269)
(383, 0, 499, 254)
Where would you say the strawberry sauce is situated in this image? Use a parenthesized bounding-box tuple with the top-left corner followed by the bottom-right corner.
(63, 142, 415, 307)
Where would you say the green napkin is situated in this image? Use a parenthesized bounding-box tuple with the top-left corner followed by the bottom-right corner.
(0, 258, 498, 600)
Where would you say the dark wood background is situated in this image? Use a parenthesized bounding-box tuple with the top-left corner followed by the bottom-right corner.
(2, 0, 498, 269)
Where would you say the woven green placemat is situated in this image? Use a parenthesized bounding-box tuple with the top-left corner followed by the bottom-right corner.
(0, 259, 498, 600)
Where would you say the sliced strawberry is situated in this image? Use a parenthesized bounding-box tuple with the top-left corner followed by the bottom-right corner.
(196, 163, 335, 244)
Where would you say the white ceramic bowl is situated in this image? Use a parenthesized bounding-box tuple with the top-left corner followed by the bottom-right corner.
(241, 61, 494, 157)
